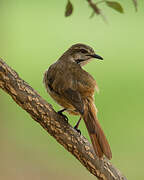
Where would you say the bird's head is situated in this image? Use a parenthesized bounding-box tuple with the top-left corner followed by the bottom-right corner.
(63, 43, 103, 66)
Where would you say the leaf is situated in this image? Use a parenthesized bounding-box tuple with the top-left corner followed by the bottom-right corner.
(65, 0, 73, 17)
(132, 0, 138, 11)
(106, 1, 124, 13)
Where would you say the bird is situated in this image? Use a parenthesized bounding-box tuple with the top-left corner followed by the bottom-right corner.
(43, 43, 112, 160)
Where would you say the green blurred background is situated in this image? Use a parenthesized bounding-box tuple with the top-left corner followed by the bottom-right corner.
(0, 0, 144, 179)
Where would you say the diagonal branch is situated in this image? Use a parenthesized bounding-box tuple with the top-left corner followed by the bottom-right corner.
(0, 58, 127, 180)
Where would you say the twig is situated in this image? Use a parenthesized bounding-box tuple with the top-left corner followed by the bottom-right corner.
(87, 0, 101, 14)
(87, 0, 107, 23)
(0, 58, 127, 180)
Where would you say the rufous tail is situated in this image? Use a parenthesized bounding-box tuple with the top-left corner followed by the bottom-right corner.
(82, 99, 112, 160)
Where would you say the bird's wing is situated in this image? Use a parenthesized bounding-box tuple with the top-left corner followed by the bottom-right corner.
(47, 64, 84, 114)
(62, 88, 84, 115)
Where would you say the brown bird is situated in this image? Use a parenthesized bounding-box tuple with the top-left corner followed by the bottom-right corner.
(43, 43, 112, 159)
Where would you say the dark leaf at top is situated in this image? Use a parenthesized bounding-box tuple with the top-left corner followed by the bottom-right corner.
(65, 0, 73, 17)
(106, 1, 124, 13)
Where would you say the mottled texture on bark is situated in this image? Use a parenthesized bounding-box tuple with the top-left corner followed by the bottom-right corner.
(0, 58, 127, 180)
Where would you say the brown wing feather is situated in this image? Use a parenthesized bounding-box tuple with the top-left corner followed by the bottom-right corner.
(63, 88, 84, 115)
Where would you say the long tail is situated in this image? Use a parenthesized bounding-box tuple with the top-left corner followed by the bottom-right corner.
(82, 99, 112, 159)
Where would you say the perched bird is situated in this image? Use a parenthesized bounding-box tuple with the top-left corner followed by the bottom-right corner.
(43, 43, 112, 159)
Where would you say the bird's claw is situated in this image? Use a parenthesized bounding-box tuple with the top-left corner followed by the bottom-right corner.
(74, 126, 81, 135)
(58, 111, 68, 123)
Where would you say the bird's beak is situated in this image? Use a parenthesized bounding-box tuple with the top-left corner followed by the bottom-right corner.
(88, 54, 103, 60)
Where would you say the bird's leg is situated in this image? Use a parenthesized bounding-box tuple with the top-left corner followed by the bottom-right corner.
(57, 108, 68, 122)
(74, 117, 82, 134)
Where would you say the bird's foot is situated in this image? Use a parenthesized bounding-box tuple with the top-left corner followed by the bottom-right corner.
(57, 110, 68, 123)
(74, 125, 81, 135)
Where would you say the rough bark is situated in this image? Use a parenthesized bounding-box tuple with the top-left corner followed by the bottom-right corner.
(0, 58, 127, 180)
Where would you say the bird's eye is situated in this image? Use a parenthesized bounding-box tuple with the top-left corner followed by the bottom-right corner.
(80, 49, 88, 54)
